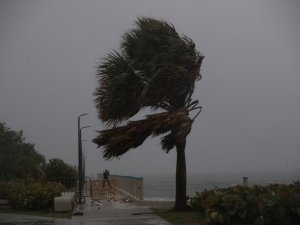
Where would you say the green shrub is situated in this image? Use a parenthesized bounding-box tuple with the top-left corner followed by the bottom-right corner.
(44, 158, 78, 189)
(191, 181, 300, 225)
(0, 181, 13, 199)
(0, 181, 64, 210)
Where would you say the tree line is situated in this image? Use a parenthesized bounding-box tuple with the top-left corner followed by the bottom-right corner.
(0, 122, 77, 188)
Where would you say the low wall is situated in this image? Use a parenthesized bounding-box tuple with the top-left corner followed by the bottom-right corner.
(110, 175, 144, 200)
(54, 192, 75, 212)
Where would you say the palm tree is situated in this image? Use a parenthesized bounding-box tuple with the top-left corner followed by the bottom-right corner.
(93, 17, 204, 210)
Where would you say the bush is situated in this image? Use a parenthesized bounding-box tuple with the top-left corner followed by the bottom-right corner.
(190, 181, 300, 225)
(0, 181, 64, 210)
(44, 158, 78, 189)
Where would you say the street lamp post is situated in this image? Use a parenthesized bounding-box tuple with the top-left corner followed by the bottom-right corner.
(82, 146, 87, 180)
(77, 113, 88, 204)
(82, 152, 85, 181)
(79, 125, 91, 203)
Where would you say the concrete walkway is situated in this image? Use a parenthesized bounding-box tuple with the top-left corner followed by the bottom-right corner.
(0, 197, 172, 225)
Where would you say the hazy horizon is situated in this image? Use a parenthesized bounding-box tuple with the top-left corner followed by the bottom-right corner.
(1, 0, 299, 177)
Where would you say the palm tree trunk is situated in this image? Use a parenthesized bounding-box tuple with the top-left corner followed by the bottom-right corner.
(174, 139, 187, 210)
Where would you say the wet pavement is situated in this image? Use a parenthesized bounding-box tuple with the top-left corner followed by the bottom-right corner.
(0, 197, 172, 225)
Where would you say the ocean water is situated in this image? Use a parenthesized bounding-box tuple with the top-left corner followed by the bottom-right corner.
(143, 172, 300, 201)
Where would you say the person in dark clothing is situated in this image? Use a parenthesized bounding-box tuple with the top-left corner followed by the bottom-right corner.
(102, 169, 111, 188)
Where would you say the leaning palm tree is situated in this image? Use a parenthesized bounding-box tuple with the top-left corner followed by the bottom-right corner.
(93, 17, 204, 210)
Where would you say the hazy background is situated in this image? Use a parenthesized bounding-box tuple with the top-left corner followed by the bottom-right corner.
(1, 0, 299, 178)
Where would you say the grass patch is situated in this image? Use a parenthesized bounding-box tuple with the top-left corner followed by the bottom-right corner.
(0, 209, 72, 219)
(152, 208, 206, 225)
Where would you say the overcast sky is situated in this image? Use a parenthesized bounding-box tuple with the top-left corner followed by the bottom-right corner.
(0, 0, 299, 178)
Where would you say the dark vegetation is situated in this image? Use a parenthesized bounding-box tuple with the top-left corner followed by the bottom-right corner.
(190, 183, 300, 225)
(0, 123, 45, 180)
(44, 158, 77, 189)
(154, 183, 300, 225)
(0, 181, 64, 210)
(93, 17, 204, 210)
(0, 122, 77, 210)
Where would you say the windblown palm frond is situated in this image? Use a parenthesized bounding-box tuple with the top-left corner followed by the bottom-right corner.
(94, 17, 204, 126)
(122, 20, 204, 109)
(93, 109, 192, 160)
(94, 51, 142, 125)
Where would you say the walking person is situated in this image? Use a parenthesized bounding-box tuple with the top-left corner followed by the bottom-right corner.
(102, 169, 111, 188)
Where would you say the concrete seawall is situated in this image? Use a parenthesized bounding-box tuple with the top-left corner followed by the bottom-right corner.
(95, 174, 175, 208)
(109, 175, 144, 200)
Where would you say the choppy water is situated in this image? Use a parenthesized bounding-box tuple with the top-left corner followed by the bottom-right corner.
(143, 172, 300, 201)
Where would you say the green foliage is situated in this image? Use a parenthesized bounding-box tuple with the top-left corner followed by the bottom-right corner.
(0, 181, 64, 210)
(0, 123, 74, 211)
(190, 182, 300, 225)
(0, 122, 46, 180)
(44, 158, 77, 189)
(0, 181, 11, 199)
(0, 123, 77, 187)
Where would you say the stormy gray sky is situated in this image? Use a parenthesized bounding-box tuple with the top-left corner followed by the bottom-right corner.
(1, 0, 299, 178)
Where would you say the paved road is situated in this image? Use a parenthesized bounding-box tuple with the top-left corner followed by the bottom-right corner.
(0, 198, 172, 225)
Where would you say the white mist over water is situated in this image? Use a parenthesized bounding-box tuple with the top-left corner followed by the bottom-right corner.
(143, 171, 300, 201)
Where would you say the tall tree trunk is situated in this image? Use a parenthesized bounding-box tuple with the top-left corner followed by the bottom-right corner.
(174, 139, 187, 210)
